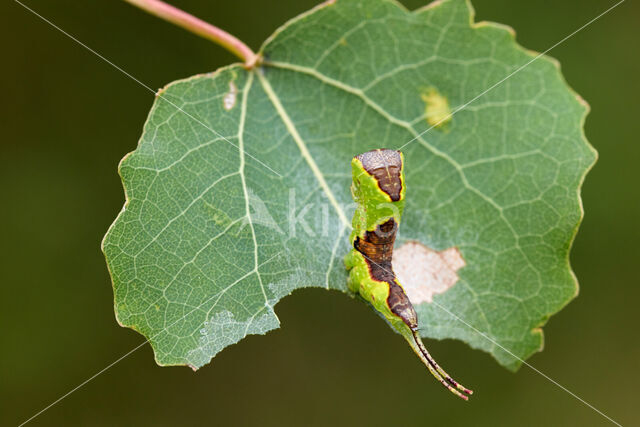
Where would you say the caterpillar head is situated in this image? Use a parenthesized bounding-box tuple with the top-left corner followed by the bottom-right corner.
(352, 149, 404, 203)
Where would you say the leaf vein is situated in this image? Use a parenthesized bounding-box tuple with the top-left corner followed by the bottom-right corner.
(257, 70, 350, 228)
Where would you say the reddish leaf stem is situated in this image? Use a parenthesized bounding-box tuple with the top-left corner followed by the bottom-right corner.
(122, 0, 260, 68)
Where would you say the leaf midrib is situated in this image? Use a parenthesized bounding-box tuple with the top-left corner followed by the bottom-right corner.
(256, 70, 350, 228)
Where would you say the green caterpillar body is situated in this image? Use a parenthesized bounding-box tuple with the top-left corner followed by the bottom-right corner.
(345, 149, 473, 400)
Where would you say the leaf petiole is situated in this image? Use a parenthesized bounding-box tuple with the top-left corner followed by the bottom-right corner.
(122, 0, 261, 68)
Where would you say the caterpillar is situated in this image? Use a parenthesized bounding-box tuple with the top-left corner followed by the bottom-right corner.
(344, 149, 473, 400)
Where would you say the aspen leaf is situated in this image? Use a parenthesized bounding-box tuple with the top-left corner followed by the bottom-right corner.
(103, 0, 595, 371)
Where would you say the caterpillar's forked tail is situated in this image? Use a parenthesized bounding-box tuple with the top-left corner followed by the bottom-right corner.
(409, 330, 473, 400)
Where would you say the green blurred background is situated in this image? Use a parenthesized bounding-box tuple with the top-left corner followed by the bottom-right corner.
(2, 0, 638, 425)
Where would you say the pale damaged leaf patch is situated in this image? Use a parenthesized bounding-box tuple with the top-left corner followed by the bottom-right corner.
(394, 241, 465, 304)
(186, 310, 279, 369)
(420, 87, 452, 129)
(223, 80, 238, 111)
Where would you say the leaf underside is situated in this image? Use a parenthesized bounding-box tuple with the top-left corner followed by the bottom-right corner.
(103, 0, 595, 371)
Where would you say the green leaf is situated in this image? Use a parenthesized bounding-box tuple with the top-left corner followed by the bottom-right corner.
(103, 0, 595, 371)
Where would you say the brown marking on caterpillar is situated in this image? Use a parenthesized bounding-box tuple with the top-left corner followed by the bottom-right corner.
(354, 218, 418, 329)
(387, 280, 418, 330)
(355, 149, 403, 201)
(354, 219, 396, 280)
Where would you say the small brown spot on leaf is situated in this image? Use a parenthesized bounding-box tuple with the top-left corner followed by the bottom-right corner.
(392, 241, 465, 304)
